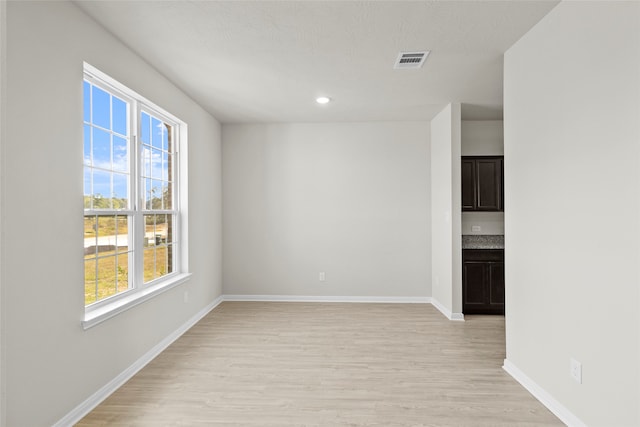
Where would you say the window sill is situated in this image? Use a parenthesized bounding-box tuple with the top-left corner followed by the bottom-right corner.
(82, 273, 192, 330)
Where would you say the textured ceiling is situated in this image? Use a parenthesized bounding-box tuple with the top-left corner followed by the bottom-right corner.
(75, 1, 559, 123)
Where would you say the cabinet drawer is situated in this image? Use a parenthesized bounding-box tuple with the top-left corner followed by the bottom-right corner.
(463, 249, 504, 262)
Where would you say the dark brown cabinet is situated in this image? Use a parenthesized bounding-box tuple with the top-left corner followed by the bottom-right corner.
(462, 249, 504, 315)
(462, 156, 503, 211)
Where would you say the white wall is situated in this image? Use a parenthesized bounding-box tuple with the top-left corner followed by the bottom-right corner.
(461, 120, 504, 235)
(504, 2, 639, 425)
(461, 212, 504, 235)
(0, 1, 6, 424)
(4, 2, 222, 425)
(461, 120, 504, 156)
(430, 104, 462, 317)
(222, 122, 430, 298)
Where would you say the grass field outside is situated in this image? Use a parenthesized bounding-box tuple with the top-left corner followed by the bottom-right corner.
(84, 214, 173, 306)
(84, 215, 128, 239)
(84, 246, 172, 305)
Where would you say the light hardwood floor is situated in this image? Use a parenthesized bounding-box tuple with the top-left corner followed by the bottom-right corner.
(77, 302, 562, 426)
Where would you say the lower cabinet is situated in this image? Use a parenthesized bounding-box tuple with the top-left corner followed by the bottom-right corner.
(462, 249, 504, 315)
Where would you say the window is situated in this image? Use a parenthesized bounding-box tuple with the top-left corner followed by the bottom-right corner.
(83, 63, 188, 327)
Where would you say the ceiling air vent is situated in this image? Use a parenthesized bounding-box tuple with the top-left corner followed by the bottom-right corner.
(394, 51, 430, 69)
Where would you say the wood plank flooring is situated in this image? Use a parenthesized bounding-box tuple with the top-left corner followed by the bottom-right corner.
(77, 302, 562, 426)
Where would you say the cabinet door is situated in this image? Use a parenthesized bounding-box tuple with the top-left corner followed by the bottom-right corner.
(488, 262, 505, 313)
(476, 158, 502, 211)
(463, 250, 505, 315)
(463, 262, 486, 311)
(461, 159, 476, 211)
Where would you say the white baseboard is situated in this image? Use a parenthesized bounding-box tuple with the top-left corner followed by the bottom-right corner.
(450, 312, 464, 321)
(430, 297, 465, 321)
(222, 294, 432, 304)
(224, 295, 465, 321)
(503, 359, 587, 427)
(53, 295, 224, 427)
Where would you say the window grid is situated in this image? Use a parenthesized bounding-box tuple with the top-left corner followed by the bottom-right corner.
(83, 80, 131, 211)
(84, 67, 182, 309)
(83, 214, 133, 305)
(140, 111, 174, 212)
(138, 110, 177, 285)
(142, 214, 175, 284)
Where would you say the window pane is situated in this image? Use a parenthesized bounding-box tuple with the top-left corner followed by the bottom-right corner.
(92, 170, 111, 208)
(156, 245, 167, 278)
(143, 179, 162, 210)
(112, 173, 128, 208)
(85, 258, 97, 305)
(142, 215, 174, 244)
(92, 127, 111, 170)
(85, 214, 131, 305)
(144, 178, 152, 209)
(87, 251, 131, 303)
(151, 180, 162, 209)
(92, 85, 110, 129)
(150, 148, 162, 179)
(84, 216, 97, 256)
(166, 216, 175, 274)
(83, 168, 92, 208)
(162, 124, 169, 151)
(115, 215, 129, 252)
(142, 213, 171, 283)
(142, 146, 151, 178)
(167, 215, 174, 244)
(141, 112, 150, 144)
(113, 136, 128, 172)
(97, 215, 118, 249)
(162, 181, 172, 210)
(144, 214, 155, 247)
(116, 252, 129, 293)
(162, 152, 169, 181)
(143, 248, 155, 283)
(96, 255, 117, 300)
(156, 214, 167, 245)
(166, 243, 174, 275)
(83, 125, 91, 166)
(112, 96, 127, 136)
(151, 117, 162, 148)
(83, 80, 91, 123)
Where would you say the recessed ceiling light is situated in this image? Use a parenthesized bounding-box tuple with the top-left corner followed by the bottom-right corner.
(316, 96, 331, 104)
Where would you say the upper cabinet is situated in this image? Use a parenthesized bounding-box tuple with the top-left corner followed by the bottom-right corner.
(462, 156, 503, 211)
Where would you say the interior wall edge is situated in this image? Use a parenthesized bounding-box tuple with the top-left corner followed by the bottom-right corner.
(503, 359, 587, 427)
(0, 0, 6, 425)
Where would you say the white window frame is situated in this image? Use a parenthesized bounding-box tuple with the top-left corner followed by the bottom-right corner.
(83, 63, 190, 329)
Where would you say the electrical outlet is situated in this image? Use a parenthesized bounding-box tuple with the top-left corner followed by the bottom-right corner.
(570, 358, 582, 384)
(183, 290, 189, 303)
(471, 225, 481, 232)
(319, 272, 326, 282)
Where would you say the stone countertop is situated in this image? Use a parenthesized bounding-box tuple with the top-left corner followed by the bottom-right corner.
(462, 235, 504, 249)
